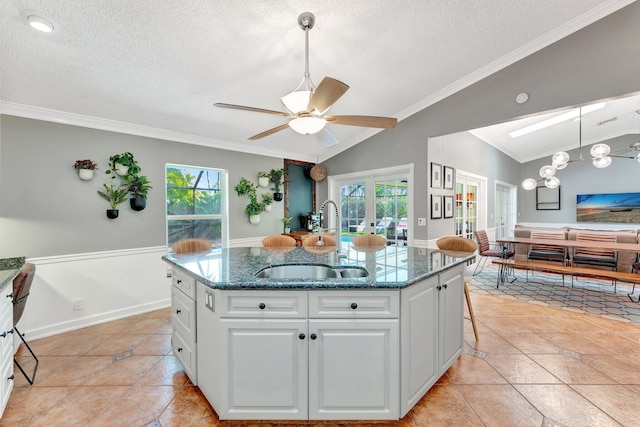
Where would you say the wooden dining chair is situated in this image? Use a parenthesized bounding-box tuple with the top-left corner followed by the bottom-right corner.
(473, 230, 512, 275)
(436, 236, 480, 341)
(262, 235, 296, 247)
(303, 235, 336, 247)
(171, 238, 212, 254)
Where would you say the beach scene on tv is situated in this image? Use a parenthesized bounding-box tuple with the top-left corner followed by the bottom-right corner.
(576, 192, 640, 223)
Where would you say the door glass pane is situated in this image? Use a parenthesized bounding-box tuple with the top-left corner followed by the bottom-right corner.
(341, 183, 366, 236)
(465, 185, 478, 239)
(375, 179, 408, 246)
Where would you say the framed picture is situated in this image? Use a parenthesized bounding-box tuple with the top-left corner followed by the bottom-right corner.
(431, 195, 442, 219)
(443, 166, 455, 190)
(443, 195, 454, 218)
(430, 162, 442, 188)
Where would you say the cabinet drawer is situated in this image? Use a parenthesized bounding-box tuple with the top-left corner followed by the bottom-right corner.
(171, 286, 196, 341)
(219, 291, 308, 318)
(172, 329, 197, 385)
(309, 291, 399, 318)
(172, 269, 196, 299)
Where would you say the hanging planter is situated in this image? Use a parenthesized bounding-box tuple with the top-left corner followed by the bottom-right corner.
(106, 209, 119, 219)
(130, 197, 146, 211)
(262, 193, 273, 212)
(115, 164, 129, 176)
(258, 172, 270, 188)
(73, 159, 98, 181)
(273, 192, 283, 202)
(249, 214, 261, 224)
(98, 182, 128, 220)
(235, 177, 265, 224)
(269, 168, 286, 202)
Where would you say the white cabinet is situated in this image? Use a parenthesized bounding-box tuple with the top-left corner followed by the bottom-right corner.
(170, 270, 197, 384)
(308, 319, 398, 420)
(0, 284, 14, 418)
(399, 265, 464, 417)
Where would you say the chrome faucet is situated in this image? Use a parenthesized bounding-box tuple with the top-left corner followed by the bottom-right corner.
(318, 199, 343, 256)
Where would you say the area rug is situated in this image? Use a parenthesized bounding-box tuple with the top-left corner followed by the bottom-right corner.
(469, 264, 640, 324)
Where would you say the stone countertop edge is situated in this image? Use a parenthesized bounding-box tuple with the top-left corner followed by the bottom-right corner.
(163, 248, 474, 290)
(0, 257, 25, 292)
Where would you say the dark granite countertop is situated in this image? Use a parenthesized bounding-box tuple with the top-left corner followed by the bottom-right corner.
(0, 257, 25, 292)
(162, 246, 474, 290)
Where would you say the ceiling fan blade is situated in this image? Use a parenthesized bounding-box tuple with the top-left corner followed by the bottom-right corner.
(307, 77, 350, 114)
(325, 115, 397, 129)
(248, 123, 290, 140)
(214, 103, 290, 116)
(317, 128, 339, 147)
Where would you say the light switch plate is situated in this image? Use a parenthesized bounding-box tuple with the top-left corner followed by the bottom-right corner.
(418, 217, 426, 226)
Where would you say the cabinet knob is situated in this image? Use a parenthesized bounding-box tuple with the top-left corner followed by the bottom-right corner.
(350, 303, 358, 310)
(0, 331, 5, 338)
(6, 293, 13, 299)
(310, 333, 317, 340)
(437, 285, 442, 291)
(298, 333, 305, 340)
(7, 374, 14, 381)
(443, 284, 448, 289)
(259, 303, 266, 309)
(177, 347, 183, 352)
(175, 309, 181, 314)
(177, 279, 182, 284)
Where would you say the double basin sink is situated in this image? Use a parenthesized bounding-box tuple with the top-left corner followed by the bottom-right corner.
(255, 264, 369, 280)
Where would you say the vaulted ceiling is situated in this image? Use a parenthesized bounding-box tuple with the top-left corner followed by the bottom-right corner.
(0, 0, 634, 163)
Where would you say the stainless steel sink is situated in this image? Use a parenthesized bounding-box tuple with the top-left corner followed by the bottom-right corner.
(254, 264, 369, 280)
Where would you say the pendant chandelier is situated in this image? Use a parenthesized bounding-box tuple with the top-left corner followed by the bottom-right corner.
(522, 107, 640, 190)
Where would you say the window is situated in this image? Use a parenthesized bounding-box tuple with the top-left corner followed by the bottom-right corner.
(166, 164, 228, 249)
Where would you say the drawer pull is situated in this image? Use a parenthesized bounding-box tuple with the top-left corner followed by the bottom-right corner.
(0, 329, 10, 338)
(177, 279, 182, 284)
(310, 333, 317, 340)
(7, 374, 14, 381)
(350, 303, 358, 310)
(177, 347, 183, 352)
(176, 309, 182, 314)
(259, 303, 266, 310)
(6, 293, 13, 299)
(437, 285, 442, 291)
(443, 284, 448, 289)
(298, 333, 305, 340)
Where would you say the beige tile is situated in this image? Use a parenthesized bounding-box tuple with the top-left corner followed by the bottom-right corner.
(136, 355, 190, 386)
(411, 384, 483, 426)
(530, 354, 618, 385)
(157, 385, 219, 426)
(133, 333, 173, 355)
(497, 332, 560, 354)
(457, 384, 544, 426)
(83, 334, 148, 356)
(13, 355, 78, 388)
(18, 334, 105, 356)
(445, 353, 508, 384)
(540, 332, 617, 354)
(571, 384, 640, 426)
(582, 353, 640, 385)
(84, 355, 163, 386)
(515, 384, 620, 427)
(465, 330, 522, 354)
(487, 354, 562, 384)
(582, 332, 640, 353)
(0, 387, 74, 426)
(36, 355, 114, 387)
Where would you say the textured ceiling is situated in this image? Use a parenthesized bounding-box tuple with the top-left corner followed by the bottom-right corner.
(0, 0, 633, 163)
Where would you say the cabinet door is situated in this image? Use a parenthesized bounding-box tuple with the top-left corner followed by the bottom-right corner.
(438, 266, 464, 372)
(218, 318, 308, 420)
(399, 276, 438, 417)
(309, 319, 399, 420)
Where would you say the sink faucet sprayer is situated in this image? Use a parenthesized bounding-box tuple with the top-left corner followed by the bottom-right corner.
(317, 199, 345, 257)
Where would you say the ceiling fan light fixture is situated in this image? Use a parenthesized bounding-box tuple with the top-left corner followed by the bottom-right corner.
(289, 116, 326, 135)
(281, 89, 312, 115)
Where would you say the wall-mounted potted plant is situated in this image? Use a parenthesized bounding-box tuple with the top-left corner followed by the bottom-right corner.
(282, 216, 292, 233)
(246, 198, 265, 224)
(258, 171, 270, 188)
(234, 177, 265, 224)
(107, 152, 140, 176)
(262, 193, 273, 212)
(73, 159, 98, 181)
(98, 182, 128, 219)
(269, 168, 286, 202)
(126, 174, 152, 211)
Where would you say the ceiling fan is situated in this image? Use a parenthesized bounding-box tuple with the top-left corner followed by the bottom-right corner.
(214, 12, 397, 147)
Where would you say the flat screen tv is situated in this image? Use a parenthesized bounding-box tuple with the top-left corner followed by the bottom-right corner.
(576, 192, 640, 223)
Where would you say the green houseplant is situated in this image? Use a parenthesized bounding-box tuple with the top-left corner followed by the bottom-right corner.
(282, 216, 292, 233)
(234, 177, 264, 224)
(269, 168, 286, 201)
(126, 174, 152, 211)
(106, 152, 140, 176)
(97, 183, 128, 219)
(261, 193, 273, 212)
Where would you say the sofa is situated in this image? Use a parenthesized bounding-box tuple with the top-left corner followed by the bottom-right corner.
(513, 225, 639, 272)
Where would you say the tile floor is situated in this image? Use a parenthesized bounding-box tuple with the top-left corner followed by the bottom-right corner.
(2, 268, 640, 426)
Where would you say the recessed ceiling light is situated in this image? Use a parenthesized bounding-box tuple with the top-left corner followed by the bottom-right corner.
(27, 15, 54, 32)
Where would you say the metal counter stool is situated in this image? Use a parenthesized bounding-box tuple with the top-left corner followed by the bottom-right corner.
(12, 263, 38, 385)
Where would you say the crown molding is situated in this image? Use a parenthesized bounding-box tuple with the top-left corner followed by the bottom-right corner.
(318, 0, 634, 163)
(0, 101, 318, 164)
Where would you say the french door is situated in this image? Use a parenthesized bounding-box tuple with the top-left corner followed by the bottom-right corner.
(330, 166, 413, 247)
(454, 172, 485, 240)
(495, 181, 517, 239)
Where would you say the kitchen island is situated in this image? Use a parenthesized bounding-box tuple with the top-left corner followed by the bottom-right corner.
(163, 245, 474, 421)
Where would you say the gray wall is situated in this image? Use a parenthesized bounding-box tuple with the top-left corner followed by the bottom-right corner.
(520, 134, 640, 223)
(428, 132, 521, 239)
(0, 115, 285, 257)
(321, 1, 640, 240)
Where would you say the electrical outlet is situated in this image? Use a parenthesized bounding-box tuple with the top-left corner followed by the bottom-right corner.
(418, 217, 426, 226)
(73, 298, 84, 311)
